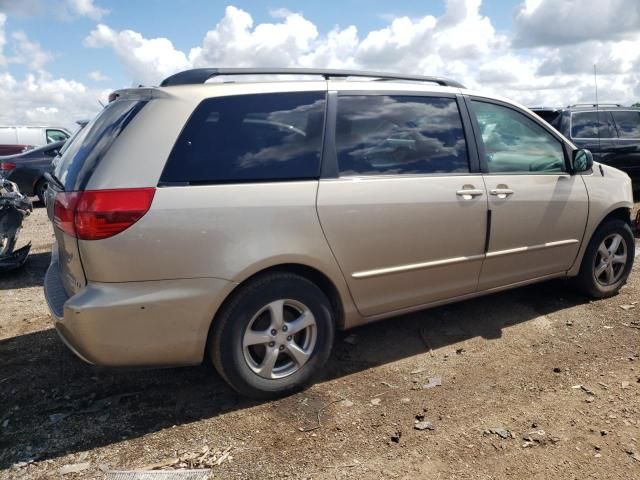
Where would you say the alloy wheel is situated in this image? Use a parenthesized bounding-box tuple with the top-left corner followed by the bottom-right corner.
(242, 299, 317, 379)
(593, 233, 627, 286)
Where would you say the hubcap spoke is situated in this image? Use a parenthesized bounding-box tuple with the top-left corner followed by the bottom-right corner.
(286, 309, 315, 336)
(257, 346, 280, 378)
(595, 262, 608, 278)
(605, 263, 615, 284)
(598, 243, 609, 258)
(243, 329, 272, 347)
(267, 300, 286, 329)
(612, 253, 627, 265)
(608, 235, 622, 255)
(286, 342, 311, 367)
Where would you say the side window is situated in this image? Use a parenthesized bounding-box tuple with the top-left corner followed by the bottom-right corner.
(470, 100, 565, 173)
(46, 129, 69, 143)
(335, 96, 469, 176)
(611, 111, 640, 139)
(161, 92, 326, 184)
(570, 111, 616, 139)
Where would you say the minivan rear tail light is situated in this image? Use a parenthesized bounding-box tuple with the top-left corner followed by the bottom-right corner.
(53, 188, 155, 240)
(0, 162, 16, 171)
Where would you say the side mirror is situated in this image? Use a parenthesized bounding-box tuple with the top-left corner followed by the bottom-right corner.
(571, 149, 593, 173)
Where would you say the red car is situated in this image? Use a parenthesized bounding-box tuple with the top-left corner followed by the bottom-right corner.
(0, 145, 33, 156)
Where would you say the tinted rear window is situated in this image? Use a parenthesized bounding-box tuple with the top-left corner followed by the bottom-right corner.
(611, 110, 640, 139)
(161, 92, 326, 184)
(55, 99, 146, 191)
(336, 95, 468, 176)
(570, 111, 616, 139)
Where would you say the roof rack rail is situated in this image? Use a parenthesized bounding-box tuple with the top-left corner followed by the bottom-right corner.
(568, 103, 622, 108)
(160, 68, 465, 88)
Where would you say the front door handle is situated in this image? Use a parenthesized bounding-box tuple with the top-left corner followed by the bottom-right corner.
(490, 188, 514, 199)
(456, 187, 484, 200)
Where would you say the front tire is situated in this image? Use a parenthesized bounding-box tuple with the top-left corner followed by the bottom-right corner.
(209, 272, 335, 399)
(575, 219, 635, 298)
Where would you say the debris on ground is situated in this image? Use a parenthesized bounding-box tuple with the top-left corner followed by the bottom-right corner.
(619, 302, 638, 311)
(414, 421, 434, 431)
(423, 376, 442, 389)
(141, 446, 233, 470)
(390, 430, 402, 444)
(521, 430, 560, 448)
(370, 398, 382, 406)
(486, 428, 512, 439)
(455, 348, 465, 355)
(59, 462, 90, 475)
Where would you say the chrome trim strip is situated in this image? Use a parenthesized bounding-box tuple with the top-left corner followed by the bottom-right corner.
(352, 254, 485, 279)
(486, 239, 579, 258)
(352, 239, 579, 279)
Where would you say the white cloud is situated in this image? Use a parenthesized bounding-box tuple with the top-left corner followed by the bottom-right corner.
(0, 0, 108, 20)
(84, 24, 190, 85)
(0, 71, 109, 128)
(0, 16, 106, 128)
(2, 0, 640, 132)
(513, 0, 640, 47)
(66, 0, 108, 20)
(83, 1, 640, 106)
(0, 13, 6, 66)
(9, 31, 52, 70)
(87, 69, 109, 81)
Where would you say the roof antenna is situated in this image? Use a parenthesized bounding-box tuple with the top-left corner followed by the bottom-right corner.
(594, 64, 602, 155)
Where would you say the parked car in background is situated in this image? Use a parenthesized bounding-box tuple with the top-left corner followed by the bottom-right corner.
(0, 141, 64, 203)
(0, 126, 71, 148)
(530, 104, 640, 182)
(0, 144, 33, 156)
(44, 68, 635, 399)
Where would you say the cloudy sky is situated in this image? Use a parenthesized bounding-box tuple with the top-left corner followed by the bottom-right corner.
(0, 0, 638, 129)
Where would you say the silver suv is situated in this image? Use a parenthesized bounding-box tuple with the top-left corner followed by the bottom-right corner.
(44, 68, 636, 398)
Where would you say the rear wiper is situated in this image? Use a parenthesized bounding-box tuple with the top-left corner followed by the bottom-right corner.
(44, 172, 64, 191)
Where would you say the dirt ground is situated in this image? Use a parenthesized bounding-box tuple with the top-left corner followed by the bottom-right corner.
(1, 204, 640, 480)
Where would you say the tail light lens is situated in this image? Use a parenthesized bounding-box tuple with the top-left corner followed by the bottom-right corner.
(0, 162, 16, 171)
(53, 188, 155, 240)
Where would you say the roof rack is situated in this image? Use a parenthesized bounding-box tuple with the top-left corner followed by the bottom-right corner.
(568, 103, 622, 108)
(160, 68, 465, 88)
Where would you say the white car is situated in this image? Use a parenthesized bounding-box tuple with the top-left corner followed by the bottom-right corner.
(0, 125, 71, 147)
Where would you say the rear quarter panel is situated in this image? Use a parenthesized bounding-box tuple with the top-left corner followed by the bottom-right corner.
(78, 182, 359, 325)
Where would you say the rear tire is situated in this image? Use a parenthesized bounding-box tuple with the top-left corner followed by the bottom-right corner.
(209, 272, 335, 399)
(574, 219, 634, 298)
(35, 178, 48, 205)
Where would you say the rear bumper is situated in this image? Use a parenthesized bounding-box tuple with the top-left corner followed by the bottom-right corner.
(44, 252, 237, 367)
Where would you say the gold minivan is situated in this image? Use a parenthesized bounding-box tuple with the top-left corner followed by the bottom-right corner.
(44, 68, 635, 398)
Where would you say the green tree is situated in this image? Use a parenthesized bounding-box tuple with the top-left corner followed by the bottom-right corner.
(633, 102, 640, 107)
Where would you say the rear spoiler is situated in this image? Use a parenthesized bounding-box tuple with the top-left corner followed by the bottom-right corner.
(107, 88, 166, 104)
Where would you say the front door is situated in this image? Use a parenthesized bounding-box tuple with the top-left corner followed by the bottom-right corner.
(317, 93, 488, 317)
(468, 99, 589, 290)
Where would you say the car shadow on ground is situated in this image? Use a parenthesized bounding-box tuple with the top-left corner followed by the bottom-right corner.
(0, 279, 589, 468)
(0, 252, 50, 290)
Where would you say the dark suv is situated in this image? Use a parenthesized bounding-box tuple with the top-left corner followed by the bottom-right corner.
(531, 104, 640, 184)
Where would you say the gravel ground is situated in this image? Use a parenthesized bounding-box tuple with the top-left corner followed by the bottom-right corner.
(1, 204, 639, 479)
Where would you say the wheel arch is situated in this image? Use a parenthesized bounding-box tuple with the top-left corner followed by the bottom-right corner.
(568, 204, 634, 277)
(203, 262, 348, 363)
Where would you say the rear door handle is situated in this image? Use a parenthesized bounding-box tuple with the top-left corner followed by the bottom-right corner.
(490, 188, 514, 199)
(456, 188, 484, 200)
